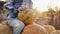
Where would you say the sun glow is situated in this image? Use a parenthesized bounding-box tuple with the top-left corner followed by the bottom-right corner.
(32, 0, 60, 12)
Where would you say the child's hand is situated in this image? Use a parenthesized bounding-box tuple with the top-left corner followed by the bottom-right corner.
(1, 21, 8, 25)
(18, 6, 26, 11)
(20, 7, 26, 11)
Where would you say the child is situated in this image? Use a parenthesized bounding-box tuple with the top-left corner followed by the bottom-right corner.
(4, 0, 33, 34)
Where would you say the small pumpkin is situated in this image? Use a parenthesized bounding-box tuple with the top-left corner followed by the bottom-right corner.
(43, 25, 56, 34)
(50, 30, 60, 34)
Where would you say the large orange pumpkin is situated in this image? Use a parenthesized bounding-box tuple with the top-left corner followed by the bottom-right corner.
(43, 25, 56, 34)
(0, 24, 12, 34)
(22, 24, 48, 34)
(18, 8, 39, 25)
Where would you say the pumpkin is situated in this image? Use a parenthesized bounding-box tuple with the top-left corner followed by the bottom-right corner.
(50, 30, 60, 34)
(18, 8, 39, 25)
(43, 25, 56, 34)
(22, 24, 48, 34)
(0, 24, 12, 34)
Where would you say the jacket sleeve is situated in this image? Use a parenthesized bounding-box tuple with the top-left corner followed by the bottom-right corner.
(4, 0, 14, 10)
(21, 0, 33, 9)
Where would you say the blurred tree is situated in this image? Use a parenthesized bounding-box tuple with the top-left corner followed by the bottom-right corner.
(54, 6, 60, 30)
(47, 7, 55, 25)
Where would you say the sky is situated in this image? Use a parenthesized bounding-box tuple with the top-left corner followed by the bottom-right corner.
(32, 0, 60, 12)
